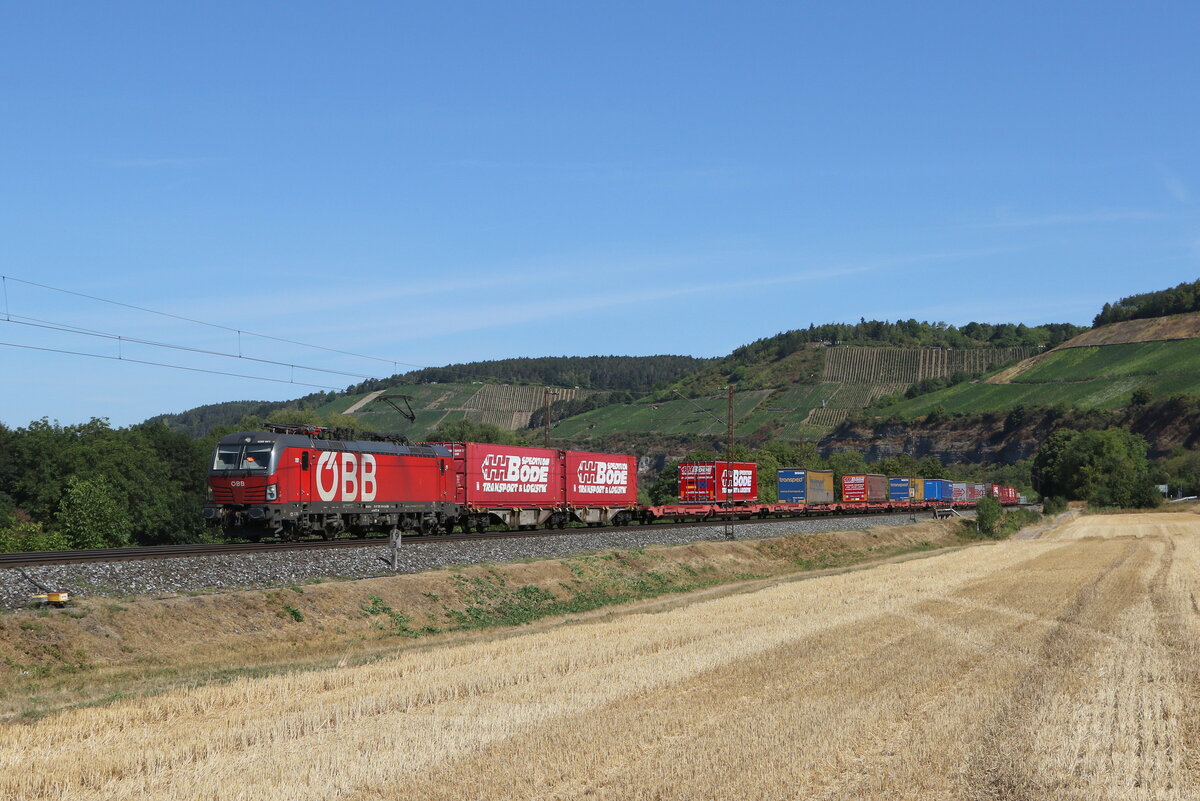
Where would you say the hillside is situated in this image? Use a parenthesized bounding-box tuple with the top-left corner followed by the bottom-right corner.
(315, 382, 597, 436)
(150, 355, 702, 438)
(879, 312, 1200, 419)
(346, 355, 710, 396)
(550, 344, 1035, 444)
(151, 319, 1065, 441)
(989, 310, 1200, 383)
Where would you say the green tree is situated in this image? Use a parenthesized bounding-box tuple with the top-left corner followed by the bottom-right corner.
(826, 449, 868, 482)
(429, 418, 524, 445)
(1032, 428, 1160, 509)
(925, 405, 948, 425)
(648, 458, 684, 505)
(267, 408, 324, 428)
(325, 413, 377, 436)
(56, 476, 132, 548)
(974, 496, 1003, 538)
(916, 456, 950, 480)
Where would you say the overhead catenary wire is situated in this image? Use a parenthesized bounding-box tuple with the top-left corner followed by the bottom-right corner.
(0, 273, 429, 371)
(0, 340, 343, 390)
(0, 312, 384, 381)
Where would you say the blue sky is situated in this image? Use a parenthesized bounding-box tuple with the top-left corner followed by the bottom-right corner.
(2, 1, 1198, 428)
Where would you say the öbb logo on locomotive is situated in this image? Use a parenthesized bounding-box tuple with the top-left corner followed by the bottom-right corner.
(315, 452, 378, 502)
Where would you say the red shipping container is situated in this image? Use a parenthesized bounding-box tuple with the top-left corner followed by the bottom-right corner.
(678, 461, 758, 503)
(448, 442, 564, 507)
(565, 451, 638, 506)
(841, 474, 888, 503)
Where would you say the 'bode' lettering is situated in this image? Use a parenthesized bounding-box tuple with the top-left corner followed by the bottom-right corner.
(575, 459, 629, 494)
(316, 452, 377, 502)
(478, 452, 551, 494)
(721, 469, 753, 490)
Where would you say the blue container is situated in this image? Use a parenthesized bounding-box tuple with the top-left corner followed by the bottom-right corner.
(889, 476, 912, 502)
(777, 469, 836, 504)
(778, 469, 807, 503)
(923, 479, 952, 502)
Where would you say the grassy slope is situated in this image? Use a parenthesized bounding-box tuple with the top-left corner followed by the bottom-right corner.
(879, 338, 1200, 417)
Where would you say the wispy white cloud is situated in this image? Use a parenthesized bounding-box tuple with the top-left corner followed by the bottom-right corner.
(103, 157, 226, 168)
(1157, 164, 1192, 204)
(977, 209, 1162, 228)
(362, 246, 1020, 343)
(440, 157, 746, 185)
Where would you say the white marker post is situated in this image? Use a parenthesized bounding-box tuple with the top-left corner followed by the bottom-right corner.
(389, 528, 401, 571)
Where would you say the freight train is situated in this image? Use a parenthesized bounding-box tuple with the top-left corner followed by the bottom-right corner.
(202, 425, 1021, 540)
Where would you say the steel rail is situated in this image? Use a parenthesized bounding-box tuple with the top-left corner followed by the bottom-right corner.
(0, 510, 945, 568)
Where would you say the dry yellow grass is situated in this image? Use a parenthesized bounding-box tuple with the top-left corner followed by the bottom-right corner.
(0, 519, 963, 721)
(2, 513, 1197, 800)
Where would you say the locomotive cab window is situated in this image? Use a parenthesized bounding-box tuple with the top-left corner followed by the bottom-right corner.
(240, 444, 273, 470)
(211, 443, 275, 472)
(212, 445, 243, 470)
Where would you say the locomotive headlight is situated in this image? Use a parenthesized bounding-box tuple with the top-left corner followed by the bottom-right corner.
(265, 484, 278, 502)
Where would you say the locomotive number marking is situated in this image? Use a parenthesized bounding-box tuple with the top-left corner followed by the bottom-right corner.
(315, 452, 378, 502)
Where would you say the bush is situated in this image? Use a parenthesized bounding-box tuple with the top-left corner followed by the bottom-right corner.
(974, 496, 1003, 538)
(1042, 495, 1068, 515)
(998, 508, 1042, 538)
(0, 520, 69, 553)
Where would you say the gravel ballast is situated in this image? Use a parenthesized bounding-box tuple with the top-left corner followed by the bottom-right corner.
(0, 512, 968, 611)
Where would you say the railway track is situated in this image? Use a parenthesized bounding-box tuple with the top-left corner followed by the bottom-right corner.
(0, 516, 820, 568)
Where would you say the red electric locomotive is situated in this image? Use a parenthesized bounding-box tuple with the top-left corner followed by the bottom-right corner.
(203, 427, 459, 540)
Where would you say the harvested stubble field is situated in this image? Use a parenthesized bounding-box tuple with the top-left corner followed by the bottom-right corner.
(3, 512, 1198, 800)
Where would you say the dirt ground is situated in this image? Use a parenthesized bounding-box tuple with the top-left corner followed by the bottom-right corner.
(3, 513, 1198, 800)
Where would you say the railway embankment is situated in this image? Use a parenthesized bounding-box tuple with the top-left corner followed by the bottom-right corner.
(1, 515, 970, 721)
(0, 511, 960, 612)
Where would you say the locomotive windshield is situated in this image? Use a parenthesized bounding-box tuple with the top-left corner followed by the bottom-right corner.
(212, 443, 275, 472)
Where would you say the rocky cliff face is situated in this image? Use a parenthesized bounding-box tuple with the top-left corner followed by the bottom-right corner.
(818, 417, 1046, 464)
(819, 397, 1200, 464)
